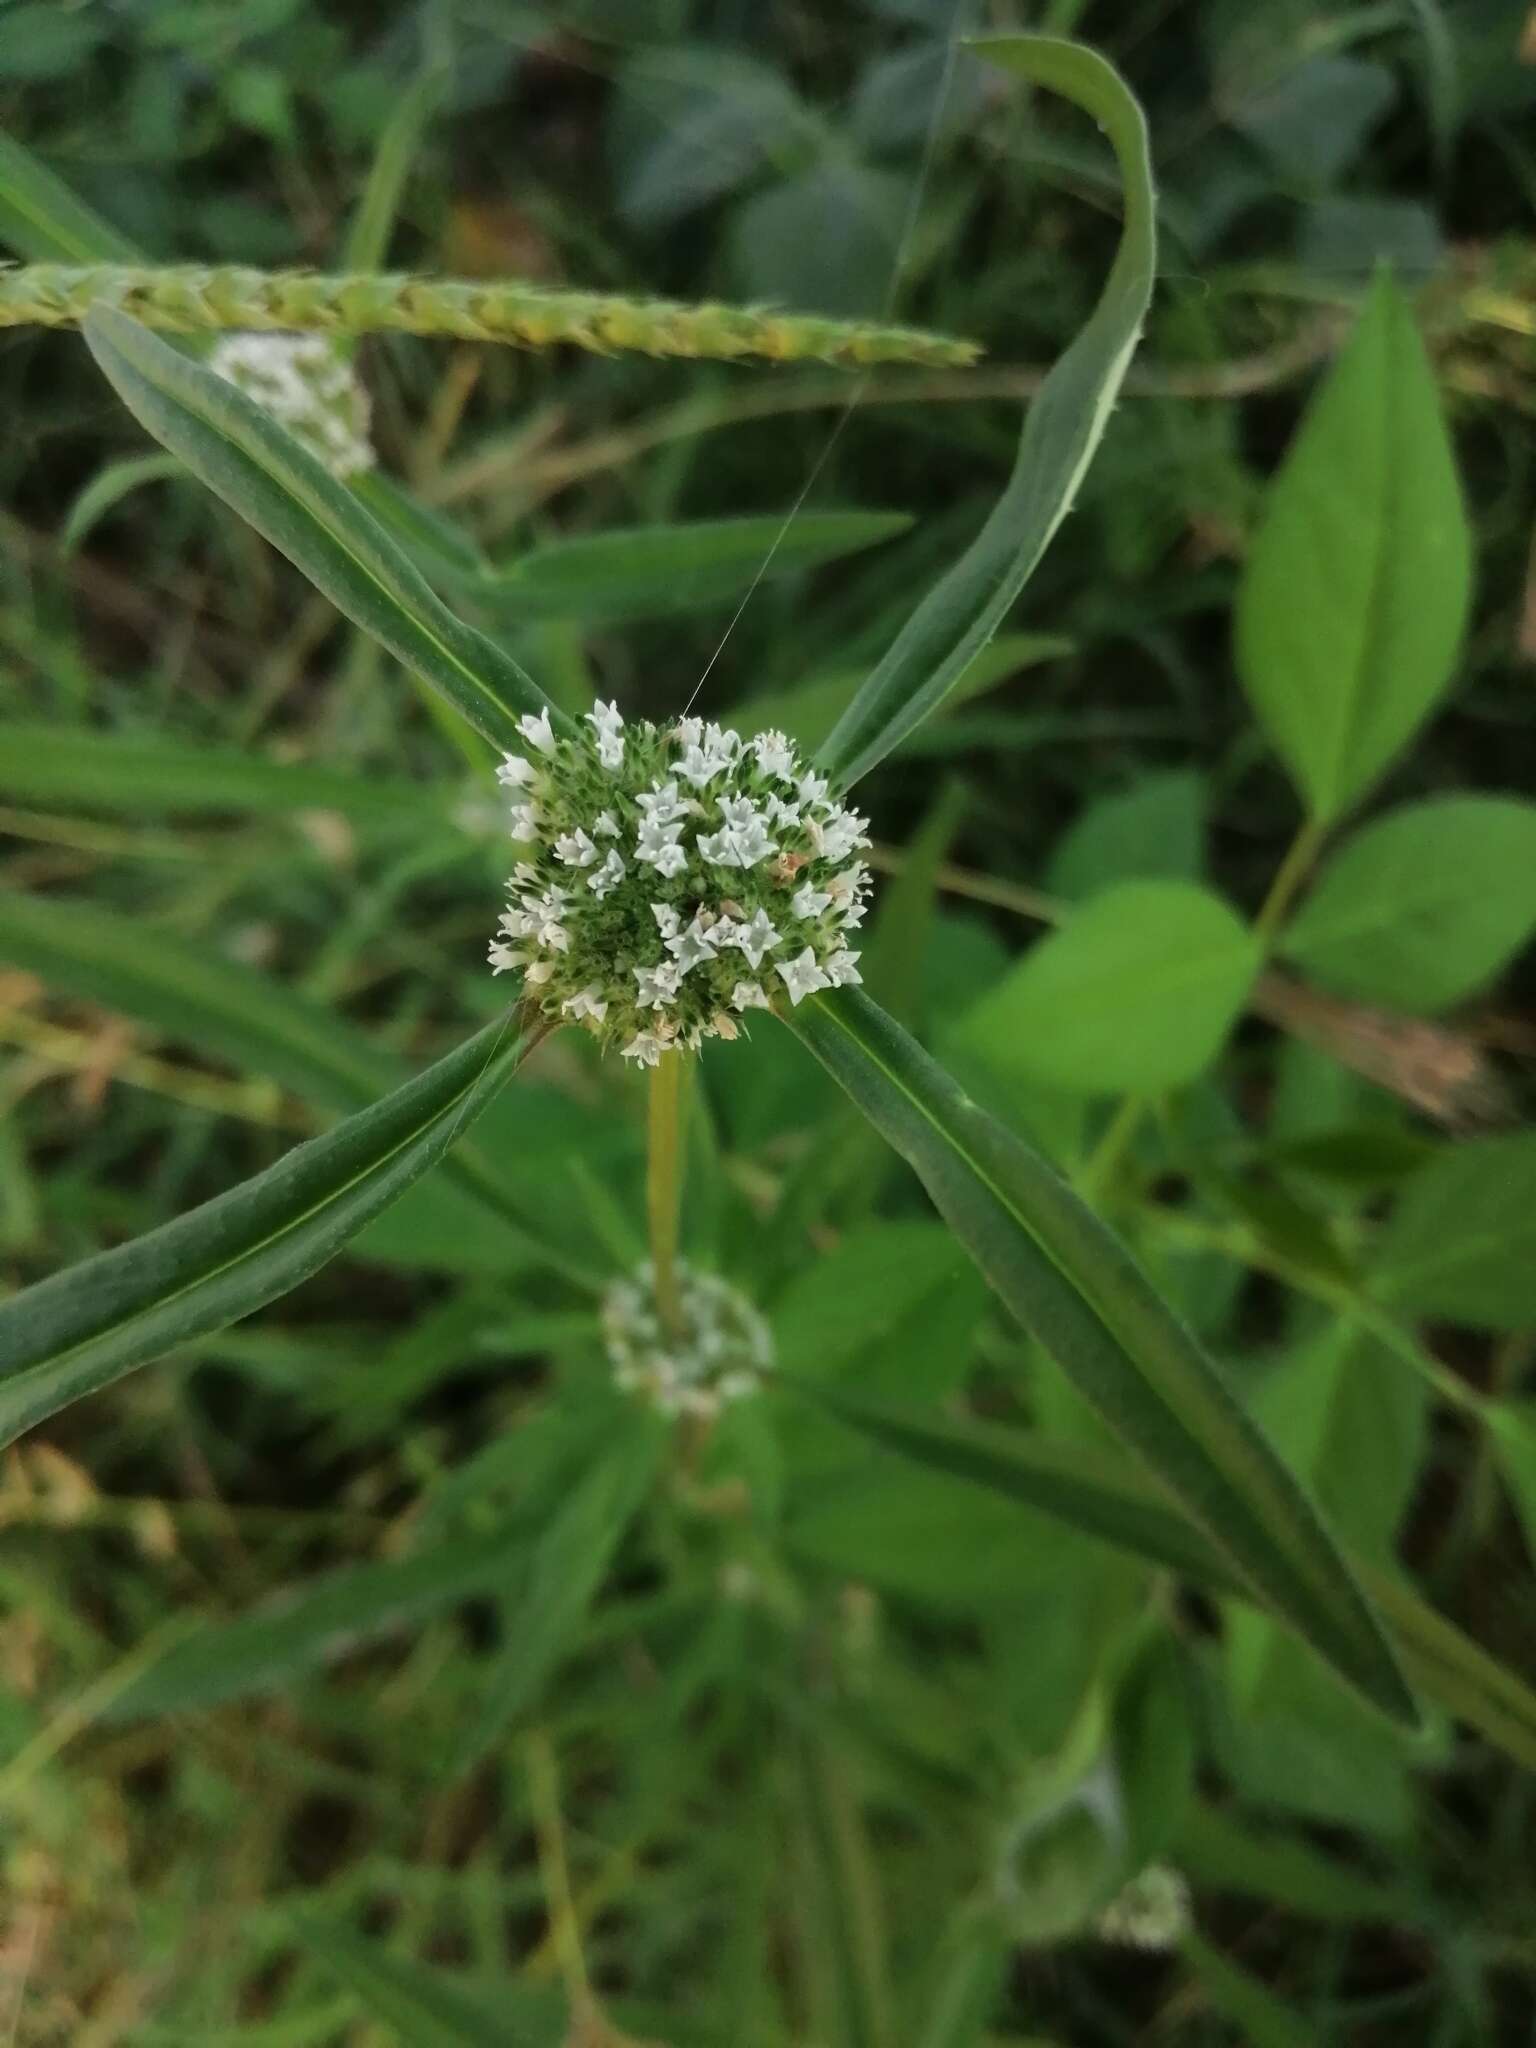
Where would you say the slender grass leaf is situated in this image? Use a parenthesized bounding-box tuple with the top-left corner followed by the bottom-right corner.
(0, 125, 140, 262)
(957, 880, 1260, 1095)
(61, 452, 184, 553)
(0, 721, 443, 823)
(100, 1523, 533, 1721)
(1234, 271, 1471, 821)
(1182, 1935, 1314, 2048)
(785, 989, 1415, 1724)
(465, 1423, 663, 1757)
(0, 893, 587, 1281)
(0, 1014, 538, 1448)
(476, 511, 913, 624)
(296, 1922, 561, 2048)
(814, 35, 1155, 787)
(1176, 1802, 1422, 1925)
(342, 58, 450, 274)
(81, 306, 563, 754)
(795, 1378, 1536, 1771)
(1281, 795, 1536, 1012)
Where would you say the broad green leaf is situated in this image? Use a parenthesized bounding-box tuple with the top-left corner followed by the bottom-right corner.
(784, 991, 1414, 1723)
(297, 1923, 562, 2048)
(958, 881, 1260, 1095)
(81, 307, 562, 754)
(477, 511, 912, 623)
(1046, 771, 1205, 901)
(1281, 796, 1536, 1011)
(100, 1523, 532, 1721)
(0, 1015, 538, 1449)
(815, 35, 1155, 787)
(0, 125, 140, 262)
(1234, 272, 1471, 821)
(465, 1425, 663, 1756)
(0, 721, 442, 823)
(793, 1378, 1536, 1770)
(1375, 1132, 1536, 1329)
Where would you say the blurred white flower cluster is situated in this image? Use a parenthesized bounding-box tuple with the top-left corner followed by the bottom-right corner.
(209, 332, 374, 478)
(602, 1260, 773, 1420)
(1095, 1864, 1191, 1950)
(489, 701, 871, 1064)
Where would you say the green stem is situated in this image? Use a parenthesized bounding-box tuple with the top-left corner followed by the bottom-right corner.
(1254, 816, 1327, 948)
(1076, 1095, 1146, 1205)
(647, 1053, 689, 1342)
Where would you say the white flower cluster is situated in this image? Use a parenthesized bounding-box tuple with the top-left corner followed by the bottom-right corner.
(489, 702, 871, 1063)
(1094, 1864, 1191, 1951)
(209, 332, 374, 479)
(602, 1261, 773, 1420)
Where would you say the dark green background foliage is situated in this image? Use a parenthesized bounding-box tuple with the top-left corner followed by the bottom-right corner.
(2, 3, 1536, 2043)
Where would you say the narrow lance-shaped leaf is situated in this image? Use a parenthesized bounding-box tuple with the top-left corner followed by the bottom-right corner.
(784, 989, 1415, 1725)
(0, 124, 140, 263)
(0, 1014, 541, 1449)
(81, 305, 563, 755)
(795, 1378, 1536, 1772)
(814, 35, 1156, 788)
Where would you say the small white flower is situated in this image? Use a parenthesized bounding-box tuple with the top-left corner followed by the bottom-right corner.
(538, 920, 570, 953)
(513, 862, 542, 889)
(620, 1031, 666, 1068)
(496, 753, 536, 788)
(524, 958, 556, 985)
(826, 862, 865, 903)
(636, 817, 684, 867)
(596, 730, 624, 770)
(507, 802, 540, 841)
(488, 943, 524, 974)
(518, 708, 557, 754)
(554, 827, 598, 867)
(825, 948, 863, 987)
(792, 882, 832, 918)
(673, 716, 703, 748)
(498, 906, 535, 939)
(711, 1011, 739, 1041)
(732, 908, 781, 970)
(667, 915, 718, 975)
(778, 946, 831, 1006)
(752, 729, 797, 780)
(593, 809, 621, 838)
(586, 698, 624, 741)
(638, 780, 689, 826)
(635, 961, 683, 1008)
(731, 980, 770, 1011)
(638, 830, 687, 878)
(796, 769, 829, 807)
(764, 794, 802, 829)
(588, 849, 626, 897)
(840, 900, 869, 930)
(562, 985, 608, 1022)
(652, 903, 681, 940)
(819, 809, 870, 863)
(677, 742, 729, 789)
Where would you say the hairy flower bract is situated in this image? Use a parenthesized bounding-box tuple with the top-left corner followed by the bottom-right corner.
(603, 1261, 773, 1419)
(489, 704, 871, 1063)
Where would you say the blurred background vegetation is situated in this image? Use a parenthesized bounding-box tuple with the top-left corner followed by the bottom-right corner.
(2, 2, 1535, 2043)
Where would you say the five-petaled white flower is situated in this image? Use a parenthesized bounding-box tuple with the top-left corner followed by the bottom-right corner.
(778, 946, 831, 1005)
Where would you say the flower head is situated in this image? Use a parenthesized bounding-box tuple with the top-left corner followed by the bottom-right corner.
(209, 332, 373, 479)
(1095, 1865, 1191, 1951)
(488, 703, 872, 1057)
(602, 1261, 773, 1420)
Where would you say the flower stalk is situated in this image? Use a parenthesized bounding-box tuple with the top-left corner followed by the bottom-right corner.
(646, 1055, 689, 1343)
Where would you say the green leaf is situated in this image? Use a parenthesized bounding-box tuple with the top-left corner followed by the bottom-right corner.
(791, 1377, 1536, 1772)
(1281, 796, 1536, 1011)
(342, 57, 450, 273)
(100, 1523, 532, 1721)
(1489, 1403, 1536, 1571)
(1046, 771, 1205, 901)
(0, 893, 590, 1282)
(1182, 1934, 1314, 2048)
(1234, 271, 1471, 821)
(0, 1015, 537, 1449)
(296, 1922, 561, 2048)
(0, 126, 141, 261)
(60, 453, 186, 553)
(1375, 1132, 1536, 1329)
(815, 35, 1154, 787)
(465, 1426, 662, 1756)
(745, 632, 1068, 759)
(81, 306, 562, 755)
(957, 881, 1260, 1095)
(0, 721, 442, 823)
(478, 511, 912, 623)
(1176, 1802, 1420, 1924)
(784, 991, 1414, 1723)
